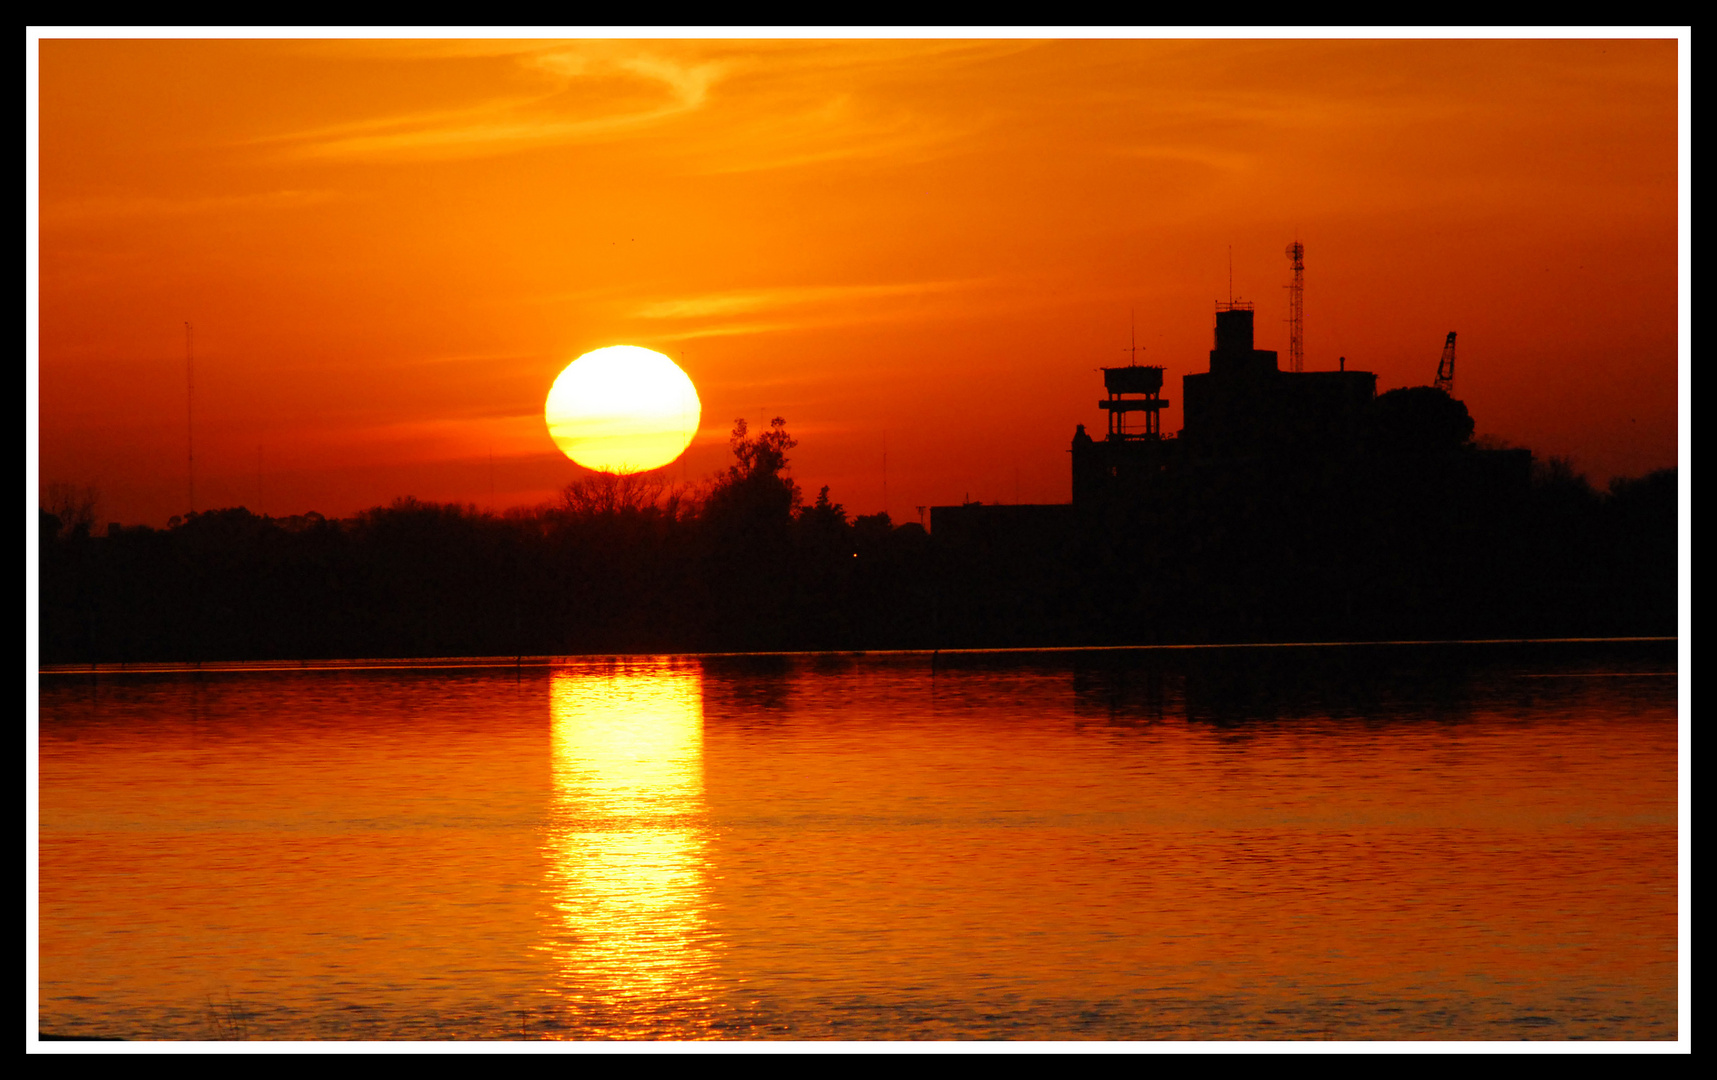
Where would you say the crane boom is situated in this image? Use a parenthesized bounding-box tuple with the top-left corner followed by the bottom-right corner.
(1434, 331, 1456, 395)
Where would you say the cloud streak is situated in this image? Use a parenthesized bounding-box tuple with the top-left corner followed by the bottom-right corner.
(632, 280, 975, 321)
(248, 40, 1018, 171)
(42, 189, 341, 224)
(256, 45, 727, 162)
(627, 279, 999, 342)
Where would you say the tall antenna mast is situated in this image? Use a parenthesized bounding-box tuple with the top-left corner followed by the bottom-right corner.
(1228, 245, 1234, 304)
(1122, 307, 1146, 365)
(1285, 240, 1305, 373)
(185, 321, 194, 514)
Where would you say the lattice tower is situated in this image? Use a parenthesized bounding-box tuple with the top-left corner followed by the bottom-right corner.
(1284, 241, 1305, 373)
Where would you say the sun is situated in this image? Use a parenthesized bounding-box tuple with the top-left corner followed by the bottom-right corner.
(544, 346, 702, 473)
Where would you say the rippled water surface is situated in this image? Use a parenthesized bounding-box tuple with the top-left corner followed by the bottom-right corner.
(37, 642, 1679, 1041)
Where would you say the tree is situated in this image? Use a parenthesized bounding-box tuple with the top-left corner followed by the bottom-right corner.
(559, 470, 692, 522)
(797, 484, 847, 533)
(1363, 386, 1475, 454)
(701, 418, 803, 647)
(42, 482, 101, 539)
(705, 417, 801, 525)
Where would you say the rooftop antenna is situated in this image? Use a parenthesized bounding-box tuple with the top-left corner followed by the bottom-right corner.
(185, 322, 194, 514)
(1228, 245, 1234, 305)
(1122, 307, 1146, 365)
(1285, 239, 1305, 372)
(882, 436, 888, 520)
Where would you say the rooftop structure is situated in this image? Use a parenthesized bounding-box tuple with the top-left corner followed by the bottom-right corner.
(1180, 303, 1376, 457)
(1098, 363, 1168, 440)
(1073, 302, 1378, 507)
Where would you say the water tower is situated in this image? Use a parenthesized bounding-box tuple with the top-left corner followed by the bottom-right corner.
(1099, 363, 1169, 439)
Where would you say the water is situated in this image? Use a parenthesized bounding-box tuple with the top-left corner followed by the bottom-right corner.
(35, 642, 1679, 1041)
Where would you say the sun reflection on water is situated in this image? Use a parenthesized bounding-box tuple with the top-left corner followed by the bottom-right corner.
(540, 661, 717, 1035)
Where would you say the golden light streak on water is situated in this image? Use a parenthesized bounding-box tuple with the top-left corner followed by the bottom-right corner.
(34, 644, 1679, 1041)
(540, 661, 717, 1034)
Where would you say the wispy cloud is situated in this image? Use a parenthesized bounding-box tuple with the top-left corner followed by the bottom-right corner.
(42, 189, 340, 224)
(634, 280, 976, 321)
(649, 321, 802, 343)
(249, 40, 1021, 171)
(311, 411, 551, 464)
(256, 45, 727, 162)
(629, 280, 987, 341)
(682, 41, 1023, 175)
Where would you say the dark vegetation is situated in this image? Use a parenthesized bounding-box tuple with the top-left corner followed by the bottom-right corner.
(39, 406, 1677, 664)
(40, 419, 928, 662)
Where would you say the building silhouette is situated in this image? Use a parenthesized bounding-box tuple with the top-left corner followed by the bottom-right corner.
(1071, 302, 1382, 508)
(938, 300, 1393, 534)
(930, 294, 1543, 643)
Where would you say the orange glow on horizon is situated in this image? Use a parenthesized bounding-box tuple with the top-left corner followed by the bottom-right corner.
(34, 37, 1679, 525)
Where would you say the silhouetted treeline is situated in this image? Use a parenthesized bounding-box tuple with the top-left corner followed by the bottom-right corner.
(38, 416, 1676, 664)
(39, 419, 931, 663)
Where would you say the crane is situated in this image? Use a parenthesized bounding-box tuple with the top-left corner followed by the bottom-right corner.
(1433, 331, 1456, 395)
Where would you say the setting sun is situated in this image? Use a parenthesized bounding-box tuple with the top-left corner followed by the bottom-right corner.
(544, 346, 701, 474)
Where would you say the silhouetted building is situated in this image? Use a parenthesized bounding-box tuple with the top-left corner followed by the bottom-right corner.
(1073, 302, 1380, 507)
(924, 294, 1565, 643)
(929, 502, 1074, 549)
(1185, 304, 1377, 452)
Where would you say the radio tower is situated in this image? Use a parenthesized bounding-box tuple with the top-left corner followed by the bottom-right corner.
(1284, 241, 1304, 372)
(185, 321, 195, 514)
(1434, 331, 1457, 395)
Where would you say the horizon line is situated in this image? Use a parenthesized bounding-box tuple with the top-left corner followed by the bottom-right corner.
(38, 636, 1678, 676)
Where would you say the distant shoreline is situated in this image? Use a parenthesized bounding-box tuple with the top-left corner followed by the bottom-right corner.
(37, 636, 1678, 677)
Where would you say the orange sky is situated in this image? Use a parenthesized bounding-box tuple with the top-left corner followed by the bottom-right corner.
(33, 36, 1681, 527)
